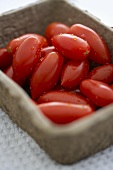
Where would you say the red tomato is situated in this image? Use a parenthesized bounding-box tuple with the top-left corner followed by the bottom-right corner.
(36, 34, 48, 48)
(69, 24, 111, 64)
(37, 90, 95, 108)
(41, 46, 56, 58)
(38, 102, 94, 124)
(12, 36, 42, 86)
(45, 22, 69, 45)
(61, 59, 89, 89)
(88, 64, 113, 84)
(53, 84, 82, 95)
(30, 52, 64, 99)
(4, 66, 13, 79)
(111, 84, 113, 90)
(52, 34, 90, 61)
(0, 48, 13, 69)
(7, 33, 48, 55)
(80, 79, 113, 107)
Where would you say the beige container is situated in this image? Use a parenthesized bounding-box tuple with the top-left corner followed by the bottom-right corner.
(0, 0, 113, 164)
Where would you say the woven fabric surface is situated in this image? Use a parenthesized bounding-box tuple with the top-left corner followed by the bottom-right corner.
(0, 108, 113, 170)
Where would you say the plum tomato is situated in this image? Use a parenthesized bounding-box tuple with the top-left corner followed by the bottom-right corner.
(30, 52, 64, 99)
(37, 90, 95, 108)
(7, 33, 48, 55)
(88, 64, 113, 84)
(4, 66, 13, 79)
(12, 36, 42, 86)
(52, 33, 90, 61)
(38, 102, 94, 124)
(111, 84, 113, 90)
(36, 34, 48, 48)
(69, 24, 111, 64)
(45, 22, 70, 45)
(61, 59, 89, 89)
(80, 79, 113, 107)
(0, 48, 13, 69)
(41, 46, 56, 58)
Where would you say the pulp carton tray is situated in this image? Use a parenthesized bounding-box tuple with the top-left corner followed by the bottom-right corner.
(0, 0, 113, 164)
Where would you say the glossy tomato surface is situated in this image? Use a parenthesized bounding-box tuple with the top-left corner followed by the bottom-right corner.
(12, 36, 42, 86)
(38, 102, 94, 124)
(45, 22, 69, 45)
(0, 48, 13, 69)
(69, 24, 111, 64)
(37, 90, 93, 106)
(80, 79, 113, 107)
(61, 59, 89, 89)
(88, 64, 113, 84)
(52, 33, 90, 61)
(41, 46, 56, 58)
(7, 33, 48, 55)
(30, 52, 64, 99)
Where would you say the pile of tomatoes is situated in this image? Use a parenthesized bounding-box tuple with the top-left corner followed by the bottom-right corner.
(0, 22, 113, 124)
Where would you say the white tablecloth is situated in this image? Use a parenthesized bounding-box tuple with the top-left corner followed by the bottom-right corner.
(0, 1, 113, 169)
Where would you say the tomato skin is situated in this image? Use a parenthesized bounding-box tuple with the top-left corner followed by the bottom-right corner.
(4, 66, 13, 79)
(12, 36, 42, 86)
(37, 90, 95, 108)
(45, 22, 69, 45)
(30, 52, 64, 99)
(69, 24, 111, 64)
(7, 33, 48, 55)
(52, 34, 90, 61)
(36, 34, 48, 48)
(41, 46, 56, 58)
(111, 84, 113, 90)
(38, 102, 94, 124)
(61, 59, 89, 89)
(0, 48, 13, 69)
(88, 64, 113, 84)
(80, 79, 113, 107)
